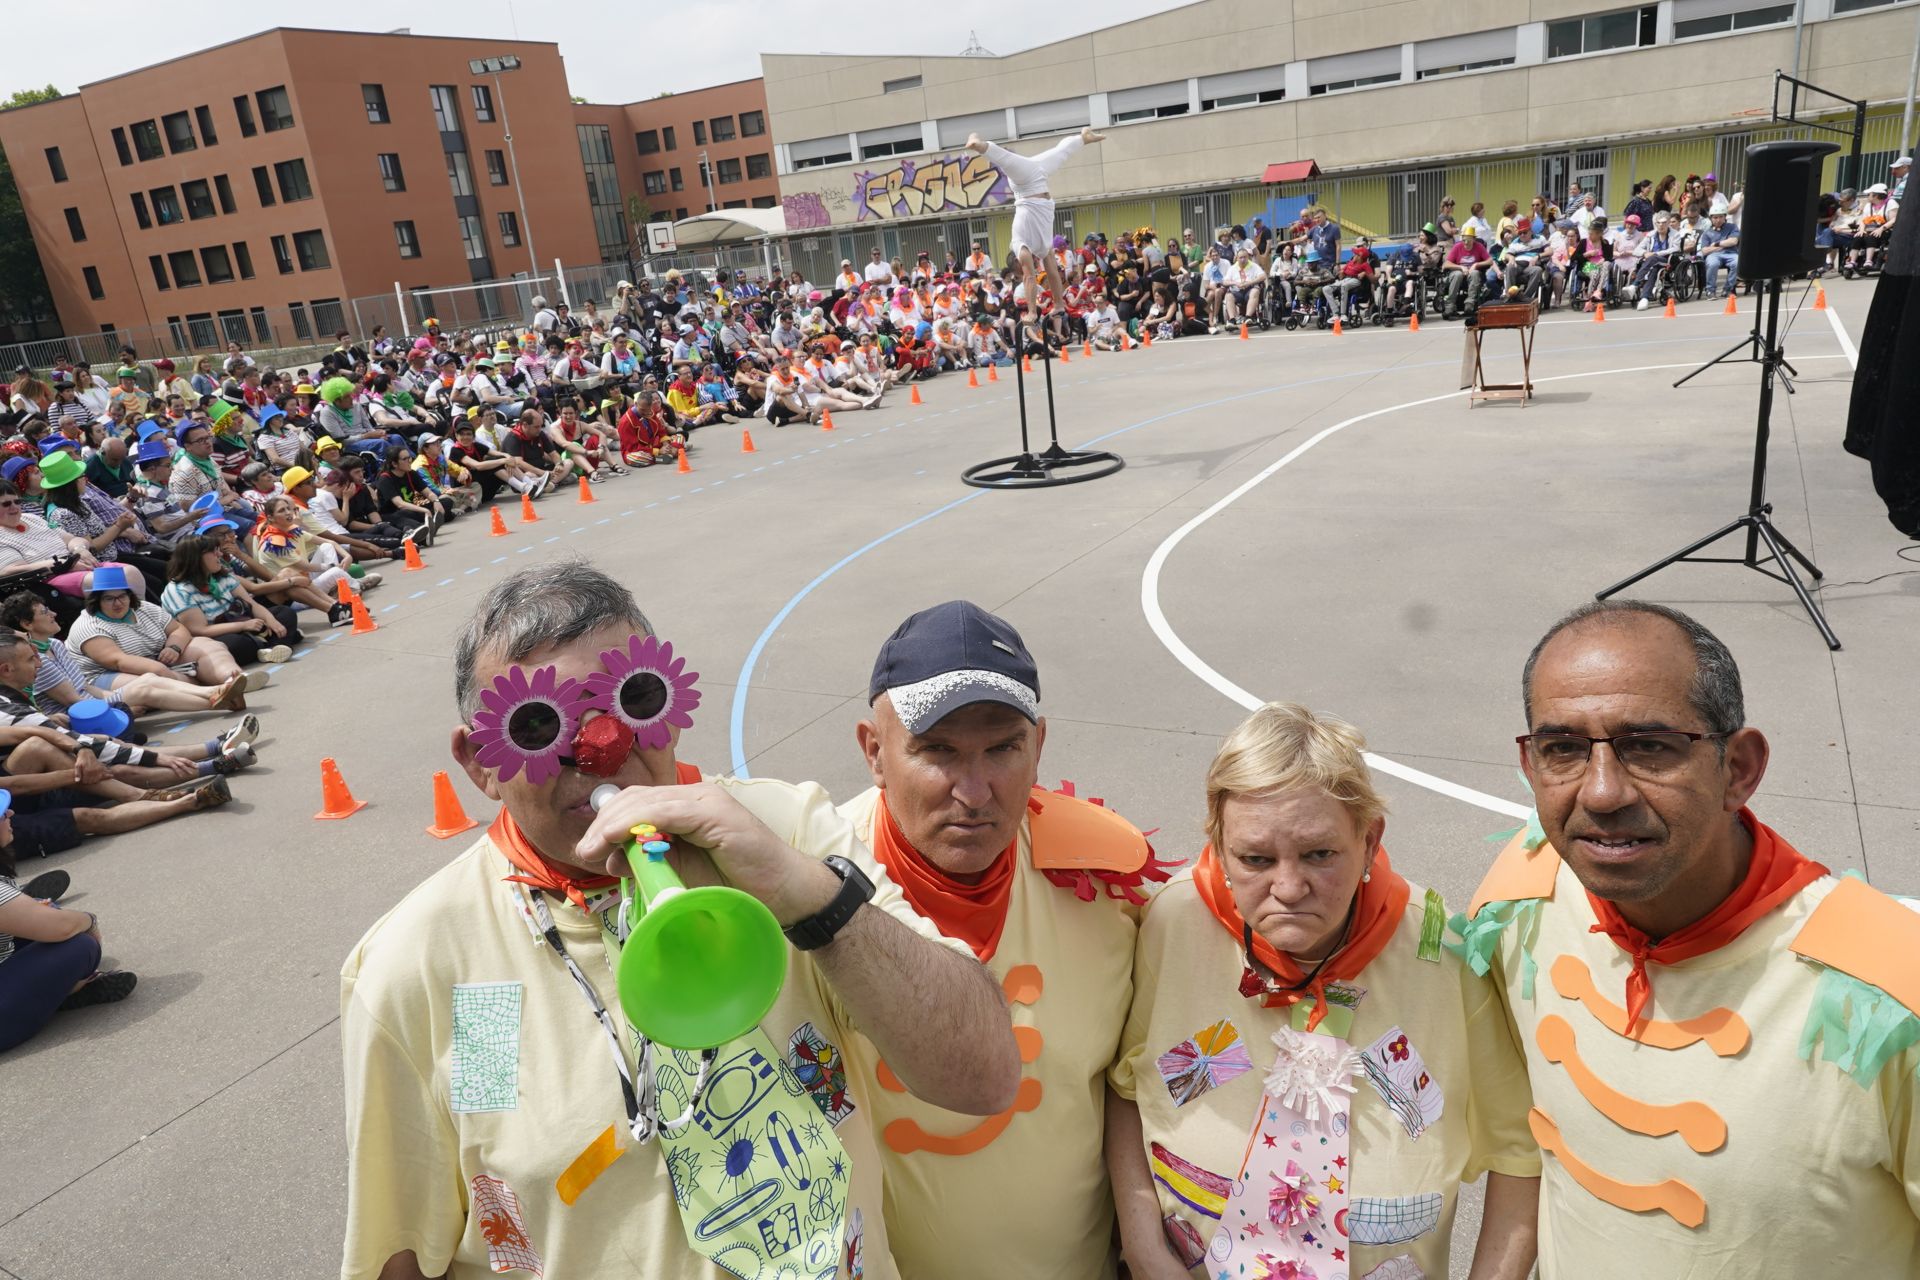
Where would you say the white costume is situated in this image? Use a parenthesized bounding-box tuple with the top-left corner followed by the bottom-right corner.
(985, 135, 1086, 257)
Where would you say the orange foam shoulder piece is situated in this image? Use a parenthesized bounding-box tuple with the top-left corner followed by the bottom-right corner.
(1549, 954, 1750, 1055)
(1468, 831, 1563, 918)
(1027, 787, 1149, 873)
(1789, 876, 1920, 1016)
(1530, 1107, 1706, 1228)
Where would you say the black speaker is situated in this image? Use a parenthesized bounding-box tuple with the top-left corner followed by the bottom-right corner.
(1738, 140, 1839, 281)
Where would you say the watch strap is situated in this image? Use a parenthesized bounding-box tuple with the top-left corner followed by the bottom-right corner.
(783, 855, 873, 951)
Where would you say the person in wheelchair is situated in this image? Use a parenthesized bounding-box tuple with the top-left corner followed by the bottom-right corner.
(1293, 248, 1337, 324)
(1632, 212, 1684, 307)
(1321, 239, 1378, 322)
(1223, 250, 1269, 329)
(1440, 224, 1491, 319)
(1496, 224, 1546, 304)
(1572, 217, 1616, 311)
(1371, 242, 1415, 317)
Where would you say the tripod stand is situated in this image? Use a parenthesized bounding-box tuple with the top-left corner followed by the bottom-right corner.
(961, 333, 1124, 489)
(1671, 281, 1800, 391)
(1596, 277, 1840, 650)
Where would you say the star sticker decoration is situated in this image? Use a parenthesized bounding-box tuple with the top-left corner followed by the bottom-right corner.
(1332, 1155, 1347, 1169)
(1263, 1133, 1278, 1148)
(1332, 1248, 1345, 1262)
(1246, 1222, 1263, 1238)
(1302, 1231, 1316, 1244)
(1325, 1175, 1344, 1194)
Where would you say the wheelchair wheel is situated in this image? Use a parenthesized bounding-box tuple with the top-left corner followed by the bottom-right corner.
(1284, 315, 1300, 331)
(1672, 269, 1694, 304)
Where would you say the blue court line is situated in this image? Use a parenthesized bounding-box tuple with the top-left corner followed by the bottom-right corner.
(466, 566, 481, 574)
(437, 577, 454, 587)
(322, 633, 342, 644)
(408, 590, 426, 600)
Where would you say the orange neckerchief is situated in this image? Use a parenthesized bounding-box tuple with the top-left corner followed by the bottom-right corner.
(497, 761, 703, 913)
(1195, 842, 1411, 1031)
(868, 789, 1035, 962)
(1586, 808, 1826, 1029)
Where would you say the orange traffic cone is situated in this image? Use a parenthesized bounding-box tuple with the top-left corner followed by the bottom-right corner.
(335, 577, 358, 607)
(1408, 310, 1421, 332)
(821, 408, 835, 431)
(425, 769, 479, 839)
(740, 428, 757, 454)
(987, 362, 999, 381)
(910, 384, 922, 405)
(1664, 297, 1677, 318)
(1593, 303, 1607, 323)
(1332, 316, 1344, 336)
(577, 476, 596, 504)
(401, 539, 425, 572)
(489, 505, 510, 537)
(1022, 355, 1033, 374)
(1121, 332, 1133, 351)
(1082, 340, 1093, 357)
(1239, 322, 1250, 340)
(1143, 329, 1154, 347)
(520, 492, 539, 523)
(968, 367, 981, 387)
(1058, 346, 1070, 364)
(350, 594, 378, 634)
(1723, 293, 1738, 316)
(1813, 286, 1828, 311)
(676, 446, 691, 474)
(315, 757, 365, 820)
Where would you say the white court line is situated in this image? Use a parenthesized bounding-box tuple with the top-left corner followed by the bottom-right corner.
(1824, 304, 1858, 369)
(1141, 354, 1852, 820)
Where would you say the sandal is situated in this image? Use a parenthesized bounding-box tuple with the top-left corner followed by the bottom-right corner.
(59, 970, 138, 1011)
(209, 675, 247, 712)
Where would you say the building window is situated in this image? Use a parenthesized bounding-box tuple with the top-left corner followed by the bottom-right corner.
(257, 86, 294, 132)
(45, 147, 67, 182)
(883, 76, 922, 94)
(252, 166, 275, 207)
(1672, 0, 1796, 38)
(430, 85, 460, 133)
(395, 220, 420, 258)
(1416, 57, 1516, 79)
(311, 299, 345, 336)
(471, 84, 494, 122)
(577, 122, 627, 263)
(364, 84, 390, 124)
(723, 199, 745, 209)
(183, 179, 216, 220)
(202, 245, 234, 284)
(741, 110, 765, 137)
(1305, 47, 1406, 96)
(674, 207, 688, 221)
(111, 128, 132, 166)
(233, 95, 257, 137)
(293, 229, 329, 271)
(162, 111, 197, 154)
(694, 120, 706, 145)
(195, 105, 219, 145)
(457, 214, 487, 262)
(63, 207, 85, 243)
(789, 137, 854, 170)
(249, 307, 270, 343)
(446, 150, 474, 197)
(271, 235, 293, 274)
(710, 116, 735, 142)
(131, 193, 151, 230)
(378, 153, 406, 192)
(663, 126, 677, 151)
(275, 159, 313, 202)
(498, 211, 520, 247)
(233, 241, 255, 279)
(485, 149, 508, 185)
(1547, 7, 1657, 58)
(185, 313, 217, 348)
(716, 157, 743, 184)
(82, 266, 103, 299)
(167, 250, 201, 287)
(289, 302, 311, 340)
(746, 153, 771, 180)
(644, 170, 667, 195)
(751, 194, 777, 209)
(856, 125, 921, 161)
(1834, 0, 1902, 11)
(670, 167, 684, 191)
(131, 120, 164, 161)
(637, 129, 661, 155)
(217, 310, 249, 346)
(214, 174, 236, 214)
(149, 255, 169, 290)
(151, 187, 183, 225)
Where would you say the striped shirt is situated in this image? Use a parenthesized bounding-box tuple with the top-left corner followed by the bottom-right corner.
(31, 637, 124, 706)
(0, 516, 74, 569)
(161, 574, 243, 623)
(0, 879, 18, 967)
(69, 604, 173, 680)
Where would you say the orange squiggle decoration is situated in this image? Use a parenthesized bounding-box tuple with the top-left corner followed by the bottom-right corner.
(1550, 954, 1749, 1055)
(1536, 1015, 1727, 1153)
(1530, 1108, 1707, 1228)
(877, 964, 1046, 1154)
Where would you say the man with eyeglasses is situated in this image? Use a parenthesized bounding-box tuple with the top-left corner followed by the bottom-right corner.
(1451, 600, 1920, 1277)
(166, 421, 253, 535)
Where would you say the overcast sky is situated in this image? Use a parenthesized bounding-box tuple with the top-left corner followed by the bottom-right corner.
(1, 0, 1193, 104)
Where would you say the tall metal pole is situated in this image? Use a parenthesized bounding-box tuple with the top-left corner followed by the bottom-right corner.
(1902, 4, 1920, 156)
(1791, 0, 1807, 84)
(699, 148, 718, 214)
(495, 71, 540, 282)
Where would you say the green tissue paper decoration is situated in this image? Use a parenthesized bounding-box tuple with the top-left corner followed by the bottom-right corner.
(1799, 965, 1920, 1087)
(1445, 899, 1542, 999)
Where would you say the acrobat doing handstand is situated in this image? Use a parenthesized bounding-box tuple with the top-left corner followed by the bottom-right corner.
(966, 127, 1105, 314)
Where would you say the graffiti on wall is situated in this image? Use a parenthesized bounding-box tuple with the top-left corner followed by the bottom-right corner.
(854, 153, 1010, 222)
(782, 193, 832, 230)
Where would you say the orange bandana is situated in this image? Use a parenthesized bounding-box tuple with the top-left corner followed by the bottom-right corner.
(1585, 808, 1825, 1028)
(1194, 843, 1411, 1031)
(867, 789, 1033, 962)
(496, 761, 703, 912)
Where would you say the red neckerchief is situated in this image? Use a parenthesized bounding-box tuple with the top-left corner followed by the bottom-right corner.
(1194, 842, 1411, 1032)
(867, 790, 1033, 962)
(496, 761, 704, 913)
(1586, 808, 1826, 1029)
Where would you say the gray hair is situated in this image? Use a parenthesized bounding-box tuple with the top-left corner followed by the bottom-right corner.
(452, 559, 652, 719)
(1521, 600, 1745, 736)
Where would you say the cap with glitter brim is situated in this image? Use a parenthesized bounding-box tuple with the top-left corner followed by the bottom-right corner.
(867, 600, 1039, 735)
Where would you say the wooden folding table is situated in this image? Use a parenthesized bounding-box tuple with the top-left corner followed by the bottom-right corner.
(1462, 300, 1539, 405)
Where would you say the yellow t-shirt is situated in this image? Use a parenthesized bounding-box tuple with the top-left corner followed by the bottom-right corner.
(339, 776, 967, 1280)
(838, 786, 1140, 1280)
(1111, 869, 1538, 1279)
(1479, 859, 1920, 1278)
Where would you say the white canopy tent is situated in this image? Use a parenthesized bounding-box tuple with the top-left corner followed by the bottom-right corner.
(665, 208, 787, 280)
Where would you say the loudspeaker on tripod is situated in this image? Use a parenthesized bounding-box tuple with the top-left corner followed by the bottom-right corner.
(1737, 140, 1839, 281)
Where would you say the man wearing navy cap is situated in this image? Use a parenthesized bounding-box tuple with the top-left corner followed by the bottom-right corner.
(836, 601, 1171, 1280)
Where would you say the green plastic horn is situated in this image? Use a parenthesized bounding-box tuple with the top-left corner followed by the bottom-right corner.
(594, 789, 787, 1050)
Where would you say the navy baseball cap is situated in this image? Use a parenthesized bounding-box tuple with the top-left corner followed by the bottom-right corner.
(867, 600, 1039, 734)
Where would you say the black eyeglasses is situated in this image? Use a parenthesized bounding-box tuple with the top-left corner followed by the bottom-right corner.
(1517, 731, 1728, 782)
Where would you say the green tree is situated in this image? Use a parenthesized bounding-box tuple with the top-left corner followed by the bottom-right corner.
(0, 85, 63, 332)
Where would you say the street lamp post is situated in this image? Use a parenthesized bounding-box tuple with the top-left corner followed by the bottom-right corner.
(699, 148, 718, 215)
(470, 55, 540, 284)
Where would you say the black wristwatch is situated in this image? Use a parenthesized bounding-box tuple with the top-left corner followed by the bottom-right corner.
(782, 855, 873, 951)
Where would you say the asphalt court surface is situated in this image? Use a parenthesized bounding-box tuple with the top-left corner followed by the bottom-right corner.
(3, 278, 1912, 1279)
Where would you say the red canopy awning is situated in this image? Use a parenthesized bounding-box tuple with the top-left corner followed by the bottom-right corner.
(1262, 160, 1322, 183)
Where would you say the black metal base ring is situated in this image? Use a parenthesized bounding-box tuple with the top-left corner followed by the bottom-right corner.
(961, 443, 1125, 489)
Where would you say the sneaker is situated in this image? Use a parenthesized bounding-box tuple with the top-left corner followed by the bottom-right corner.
(358, 572, 383, 592)
(192, 775, 233, 810)
(214, 742, 257, 774)
(58, 970, 137, 1011)
(258, 644, 293, 665)
(531, 473, 550, 498)
(21, 869, 68, 901)
(242, 670, 272, 693)
(329, 602, 354, 628)
(1637, 298, 1650, 310)
(219, 715, 259, 754)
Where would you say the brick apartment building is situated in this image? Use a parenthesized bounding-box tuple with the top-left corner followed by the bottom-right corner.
(0, 28, 776, 350)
